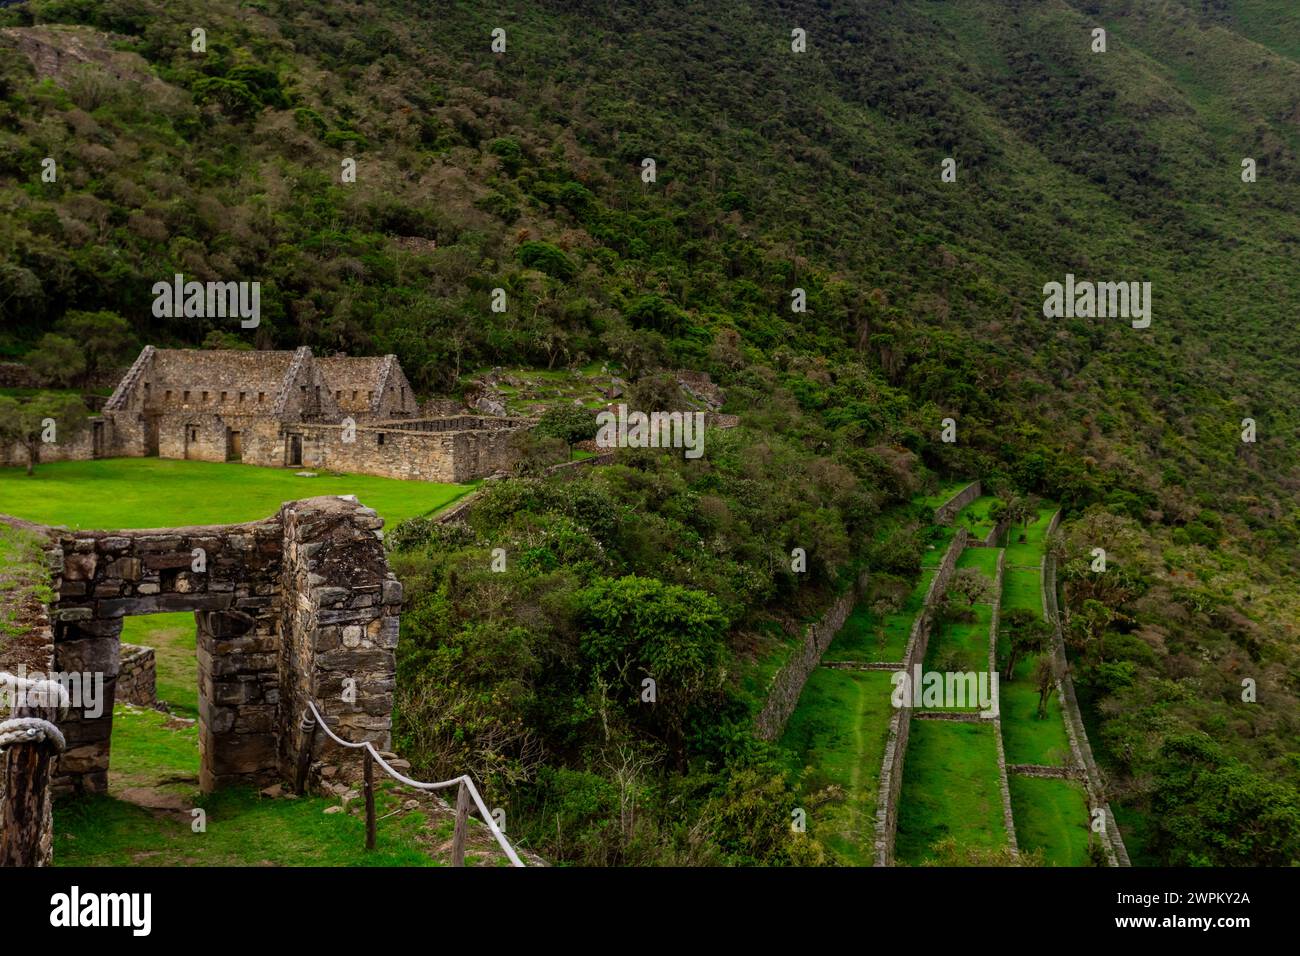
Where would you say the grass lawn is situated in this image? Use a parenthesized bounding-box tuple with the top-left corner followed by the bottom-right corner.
(1002, 568, 1044, 615)
(895, 720, 1007, 864)
(952, 495, 1001, 541)
(1008, 775, 1092, 866)
(55, 703, 444, 866)
(924, 603, 992, 675)
(920, 525, 955, 568)
(0, 457, 474, 530)
(955, 545, 1000, 581)
(780, 668, 895, 865)
(1002, 507, 1058, 566)
(121, 613, 198, 716)
(999, 653, 1072, 765)
(0, 521, 53, 652)
(823, 571, 933, 664)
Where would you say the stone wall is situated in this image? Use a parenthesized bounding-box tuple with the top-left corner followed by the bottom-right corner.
(0, 519, 60, 867)
(933, 481, 980, 524)
(116, 643, 156, 707)
(1040, 511, 1130, 866)
(0, 362, 41, 388)
(265, 420, 524, 482)
(754, 570, 870, 742)
(872, 526, 968, 866)
(0, 496, 402, 808)
(278, 497, 401, 787)
(989, 549, 1018, 855)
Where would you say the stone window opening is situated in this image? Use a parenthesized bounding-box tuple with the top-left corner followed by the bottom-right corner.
(183, 390, 191, 402)
(220, 391, 228, 403)
(202, 391, 210, 403)
(351, 390, 358, 401)
(165, 390, 173, 402)
(258, 392, 265, 403)
(377, 433, 385, 446)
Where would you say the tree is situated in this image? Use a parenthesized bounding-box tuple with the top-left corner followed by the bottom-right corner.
(202, 330, 254, 350)
(1001, 607, 1051, 680)
(1004, 494, 1040, 528)
(24, 334, 85, 388)
(1067, 598, 1115, 664)
(535, 405, 597, 458)
(0, 393, 90, 475)
(580, 575, 728, 766)
(56, 310, 135, 387)
(1034, 656, 1057, 719)
(949, 566, 995, 606)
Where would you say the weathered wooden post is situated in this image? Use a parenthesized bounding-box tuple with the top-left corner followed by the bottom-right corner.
(451, 778, 471, 867)
(363, 749, 376, 851)
(0, 677, 65, 867)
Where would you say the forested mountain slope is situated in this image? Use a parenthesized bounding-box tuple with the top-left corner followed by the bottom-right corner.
(1, 0, 1296, 865)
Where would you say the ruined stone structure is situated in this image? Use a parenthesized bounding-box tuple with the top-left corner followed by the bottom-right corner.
(0, 496, 400, 809)
(1, 346, 531, 482)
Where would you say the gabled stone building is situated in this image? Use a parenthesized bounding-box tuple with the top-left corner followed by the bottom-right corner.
(27, 345, 530, 482)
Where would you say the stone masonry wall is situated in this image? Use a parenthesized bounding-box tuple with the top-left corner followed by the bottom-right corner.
(933, 481, 980, 525)
(116, 643, 156, 707)
(754, 570, 870, 742)
(0, 495, 402, 805)
(278, 497, 401, 787)
(1040, 511, 1130, 866)
(873, 526, 968, 866)
(0, 519, 60, 866)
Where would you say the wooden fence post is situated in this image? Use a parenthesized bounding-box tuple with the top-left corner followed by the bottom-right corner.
(0, 684, 61, 867)
(451, 779, 471, 867)
(363, 749, 376, 851)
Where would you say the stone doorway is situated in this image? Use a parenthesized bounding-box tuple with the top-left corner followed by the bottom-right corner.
(287, 433, 303, 467)
(226, 428, 242, 462)
(32, 497, 401, 798)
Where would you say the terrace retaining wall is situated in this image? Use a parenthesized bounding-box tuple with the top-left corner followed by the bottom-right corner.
(1040, 511, 1130, 866)
(754, 569, 870, 741)
(872, 526, 968, 865)
(933, 481, 980, 524)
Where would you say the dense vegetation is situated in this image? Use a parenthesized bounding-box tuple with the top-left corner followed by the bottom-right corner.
(1, 0, 1297, 864)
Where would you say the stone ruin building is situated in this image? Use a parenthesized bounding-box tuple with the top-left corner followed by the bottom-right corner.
(0, 496, 402, 865)
(2, 346, 532, 482)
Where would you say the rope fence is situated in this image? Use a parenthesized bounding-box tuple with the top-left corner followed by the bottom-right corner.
(303, 699, 524, 867)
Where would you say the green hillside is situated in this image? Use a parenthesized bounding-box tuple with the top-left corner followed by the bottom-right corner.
(1, 0, 1297, 866)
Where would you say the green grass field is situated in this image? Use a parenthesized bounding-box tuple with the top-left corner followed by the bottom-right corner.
(895, 720, 1007, 864)
(1001, 568, 1043, 615)
(999, 653, 1071, 765)
(0, 458, 474, 530)
(780, 668, 896, 865)
(823, 571, 934, 664)
(121, 613, 198, 716)
(1002, 507, 1058, 566)
(920, 525, 956, 568)
(955, 545, 1000, 581)
(1007, 775, 1092, 867)
(951, 495, 1001, 541)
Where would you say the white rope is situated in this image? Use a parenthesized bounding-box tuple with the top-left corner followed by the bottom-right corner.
(0, 673, 70, 711)
(0, 718, 66, 752)
(0, 672, 68, 752)
(304, 700, 524, 867)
